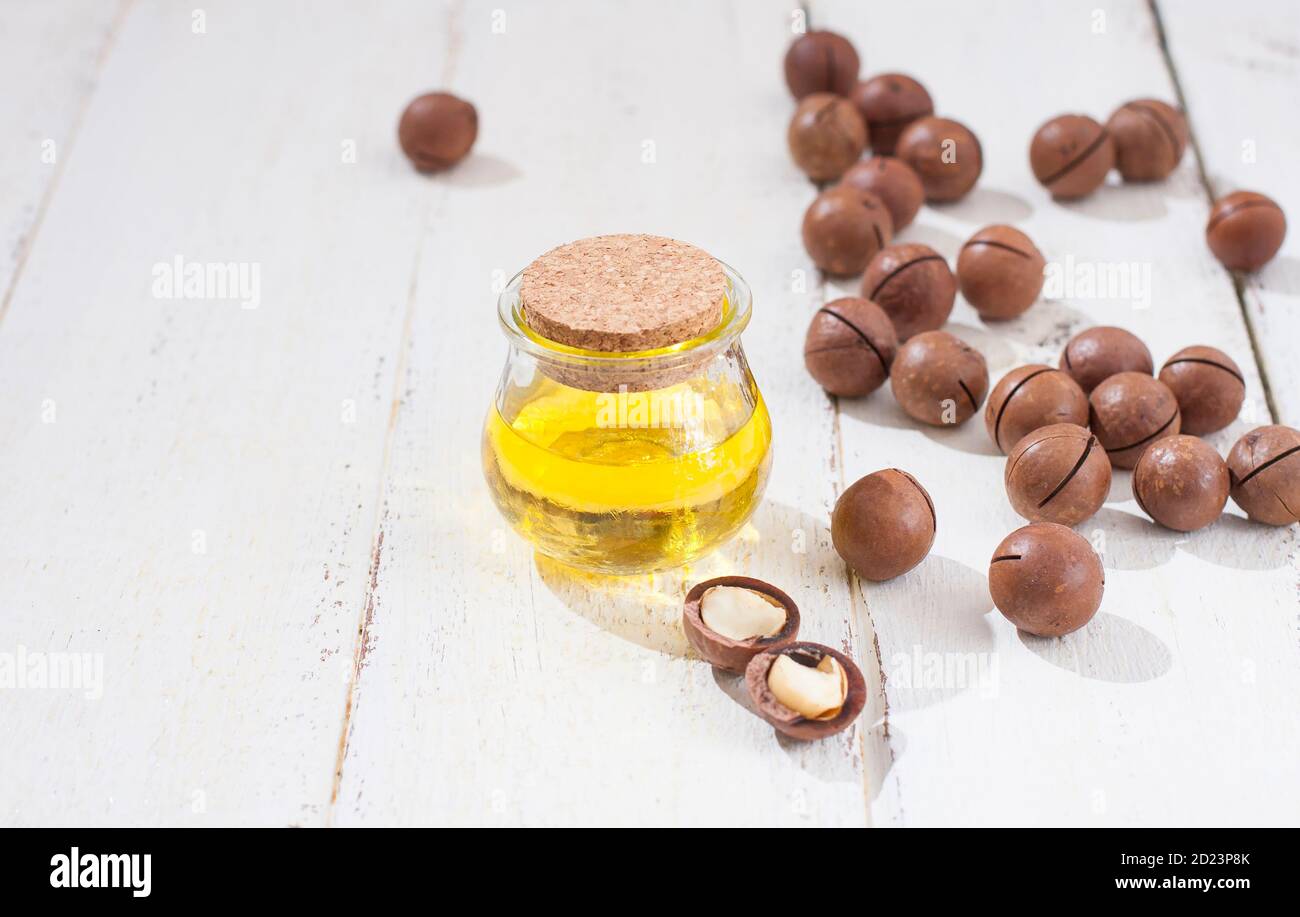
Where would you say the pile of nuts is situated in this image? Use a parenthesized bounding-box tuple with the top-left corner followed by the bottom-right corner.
(700, 27, 1299, 742)
(1029, 103, 1286, 270)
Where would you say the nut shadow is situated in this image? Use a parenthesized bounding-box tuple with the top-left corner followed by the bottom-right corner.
(858, 554, 997, 712)
(1181, 511, 1298, 572)
(971, 297, 1092, 360)
(1085, 505, 1295, 572)
(434, 153, 522, 188)
(1055, 181, 1167, 222)
(1250, 253, 1300, 297)
(1019, 612, 1172, 683)
(1086, 506, 1175, 571)
(931, 187, 1034, 225)
(897, 222, 964, 258)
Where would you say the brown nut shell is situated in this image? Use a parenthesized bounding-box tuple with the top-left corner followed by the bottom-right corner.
(861, 243, 955, 340)
(832, 468, 935, 582)
(989, 523, 1104, 637)
(804, 297, 898, 397)
(745, 642, 866, 741)
(895, 116, 983, 202)
(956, 225, 1046, 320)
(1060, 326, 1153, 394)
(1005, 423, 1111, 526)
(784, 30, 860, 99)
(889, 330, 988, 426)
(848, 73, 933, 155)
(1158, 345, 1245, 435)
(1206, 191, 1287, 272)
(985, 365, 1089, 454)
(398, 92, 478, 172)
(1226, 424, 1300, 526)
(682, 576, 801, 674)
(1088, 371, 1182, 469)
(802, 186, 893, 276)
(1106, 99, 1188, 182)
(1133, 435, 1229, 532)
(788, 93, 868, 182)
(839, 156, 925, 230)
(1029, 114, 1115, 200)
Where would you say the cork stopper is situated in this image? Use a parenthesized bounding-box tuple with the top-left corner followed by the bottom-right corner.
(521, 234, 727, 352)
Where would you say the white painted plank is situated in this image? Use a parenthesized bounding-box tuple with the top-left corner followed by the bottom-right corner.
(1159, 0, 1300, 425)
(0, 1, 123, 316)
(817, 0, 1300, 825)
(331, 0, 887, 827)
(0, 0, 456, 826)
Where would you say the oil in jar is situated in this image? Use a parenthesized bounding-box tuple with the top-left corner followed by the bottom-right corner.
(482, 371, 772, 574)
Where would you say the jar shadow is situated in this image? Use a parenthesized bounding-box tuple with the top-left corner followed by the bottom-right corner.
(532, 555, 692, 657)
(1018, 612, 1172, 683)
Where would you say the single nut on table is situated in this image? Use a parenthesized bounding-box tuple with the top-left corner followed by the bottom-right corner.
(1059, 325, 1153, 394)
(839, 156, 925, 231)
(1133, 435, 1229, 532)
(802, 187, 893, 276)
(956, 224, 1046, 321)
(848, 73, 933, 156)
(1205, 190, 1287, 273)
(832, 468, 935, 582)
(398, 91, 478, 172)
(788, 93, 868, 182)
(745, 643, 866, 741)
(985, 364, 1089, 454)
(1005, 423, 1111, 526)
(1158, 345, 1245, 436)
(682, 576, 800, 674)
(1105, 99, 1189, 182)
(1226, 424, 1300, 527)
(889, 330, 988, 426)
(783, 30, 860, 99)
(895, 115, 983, 202)
(861, 242, 955, 341)
(803, 296, 898, 398)
(1029, 113, 1115, 200)
(989, 522, 1104, 637)
(1088, 371, 1181, 469)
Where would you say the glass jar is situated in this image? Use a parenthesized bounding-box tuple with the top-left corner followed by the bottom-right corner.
(482, 262, 772, 575)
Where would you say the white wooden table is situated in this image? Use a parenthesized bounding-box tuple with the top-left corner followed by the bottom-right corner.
(2, 0, 1297, 827)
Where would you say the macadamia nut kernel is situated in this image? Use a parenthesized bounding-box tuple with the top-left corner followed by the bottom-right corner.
(767, 653, 847, 720)
(699, 586, 787, 642)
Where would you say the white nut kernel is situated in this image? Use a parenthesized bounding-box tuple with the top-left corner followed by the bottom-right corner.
(700, 586, 786, 641)
(767, 653, 847, 720)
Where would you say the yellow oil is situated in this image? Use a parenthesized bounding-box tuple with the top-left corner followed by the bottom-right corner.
(483, 376, 772, 574)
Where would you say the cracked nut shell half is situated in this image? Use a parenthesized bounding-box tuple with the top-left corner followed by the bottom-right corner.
(683, 576, 800, 674)
(745, 642, 866, 741)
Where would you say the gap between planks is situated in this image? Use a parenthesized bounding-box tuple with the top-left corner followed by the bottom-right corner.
(0, 0, 134, 328)
(1147, 0, 1279, 423)
(325, 199, 432, 823)
(804, 0, 895, 830)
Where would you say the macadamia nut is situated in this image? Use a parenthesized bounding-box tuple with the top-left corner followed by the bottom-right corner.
(767, 653, 847, 720)
(699, 586, 787, 642)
